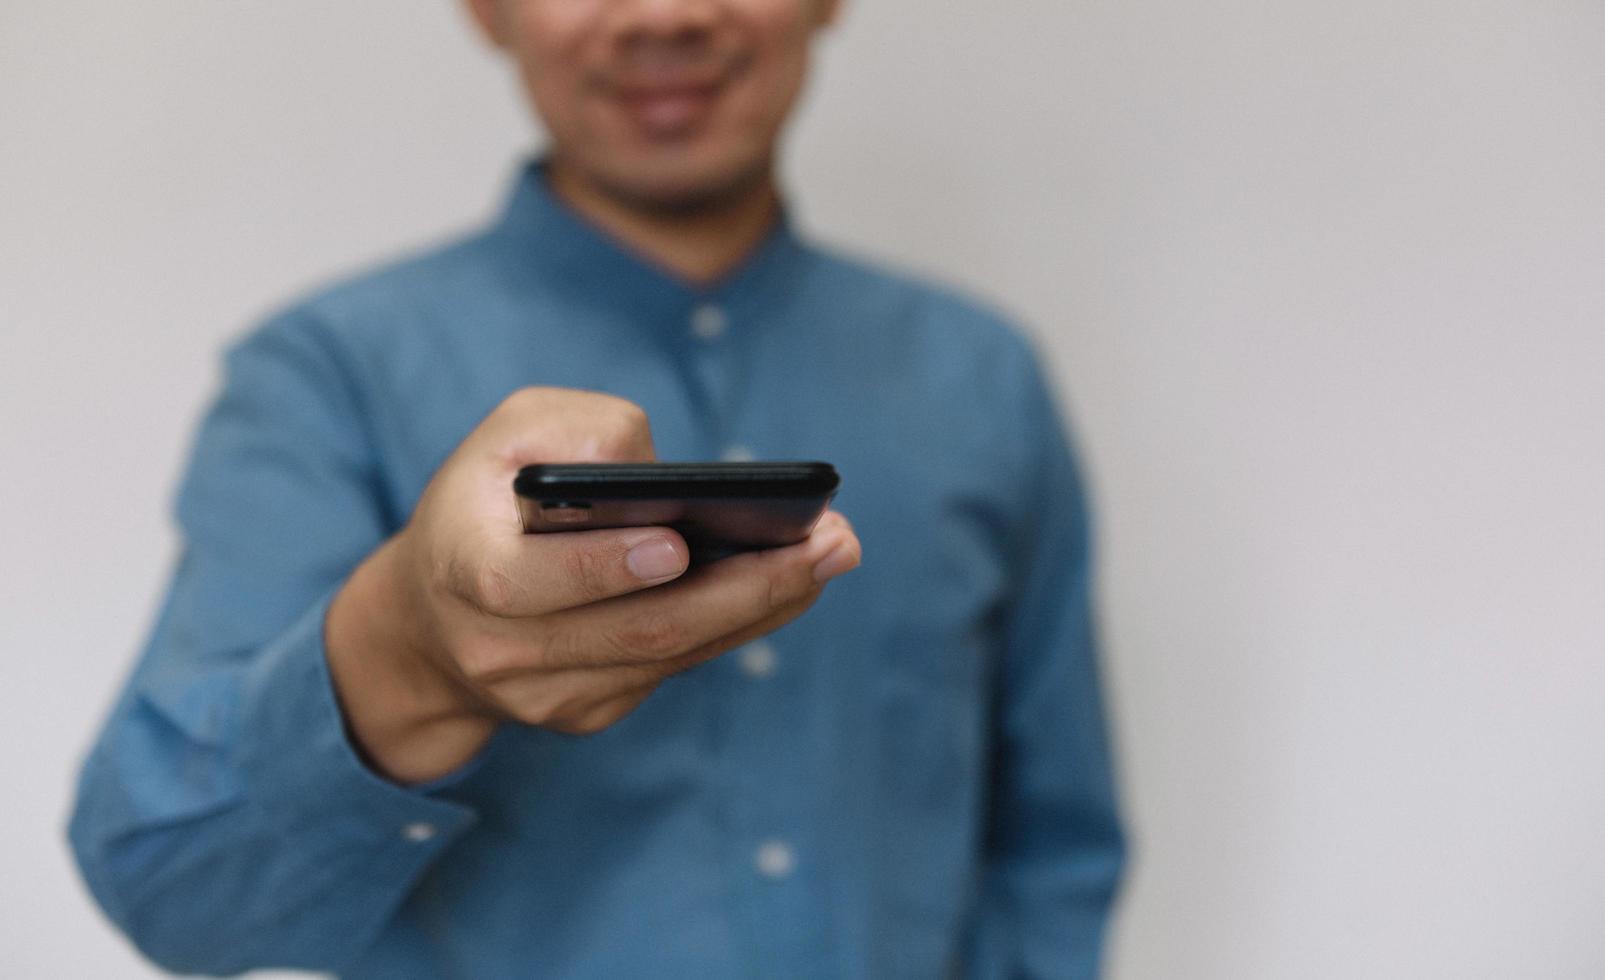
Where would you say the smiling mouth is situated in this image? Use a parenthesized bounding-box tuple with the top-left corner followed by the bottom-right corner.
(604, 51, 746, 140)
(617, 82, 721, 136)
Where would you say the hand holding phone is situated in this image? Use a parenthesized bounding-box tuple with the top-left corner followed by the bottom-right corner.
(325, 388, 860, 785)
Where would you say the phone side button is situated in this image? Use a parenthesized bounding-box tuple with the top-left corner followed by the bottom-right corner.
(540, 505, 592, 524)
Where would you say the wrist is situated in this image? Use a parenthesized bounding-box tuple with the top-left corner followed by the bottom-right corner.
(326, 535, 497, 784)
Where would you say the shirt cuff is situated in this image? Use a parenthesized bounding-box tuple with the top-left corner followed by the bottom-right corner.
(235, 589, 481, 858)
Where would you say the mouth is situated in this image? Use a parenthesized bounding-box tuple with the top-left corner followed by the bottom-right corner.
(614, 80, 724, 138)
(603, 53, 747, 141)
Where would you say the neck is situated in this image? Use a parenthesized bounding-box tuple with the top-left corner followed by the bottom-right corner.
(544, 157, 781, 286)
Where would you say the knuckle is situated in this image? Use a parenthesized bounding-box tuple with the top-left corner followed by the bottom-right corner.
(562, 710, 615, 737)
(559, 543, 617, 601)
(530, 623, 587, 670)
(506, 672, 591, 729)
(572, 691, 652, 735)
(510, 689, 570, 729)
(604, 396, 649, 431)
(612, 609, 684, 661)
(528, 691, 628, 736)
(763, 563, 813, 612)
(597, 399, 652, 457)
(750, 549, 815, 611)
(490, 386, 565, 433)
(466, 560, 522, 617)
(490, 389, 526, 422)
(454, 633, 522, 686)
(501, 386, 549, 414)
(763, 571, 785, 612)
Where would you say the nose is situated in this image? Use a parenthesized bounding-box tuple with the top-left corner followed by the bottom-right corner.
(610, 0, 721, 45)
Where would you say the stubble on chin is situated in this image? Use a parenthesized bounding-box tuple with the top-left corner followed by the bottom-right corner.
(576, 147, 779, 220)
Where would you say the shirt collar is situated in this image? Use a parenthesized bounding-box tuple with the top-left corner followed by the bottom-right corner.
(490, 157, 810, 336)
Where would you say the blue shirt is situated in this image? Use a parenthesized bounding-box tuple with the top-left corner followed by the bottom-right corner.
(69, 161, 1124, 979)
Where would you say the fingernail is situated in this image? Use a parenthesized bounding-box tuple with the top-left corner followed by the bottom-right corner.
(627, 538, 687, 582)
(812, 541, 860, 583)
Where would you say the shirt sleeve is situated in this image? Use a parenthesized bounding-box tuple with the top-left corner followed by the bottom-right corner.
(67, 310, 483, 975)
(965, 339, 1128, 980)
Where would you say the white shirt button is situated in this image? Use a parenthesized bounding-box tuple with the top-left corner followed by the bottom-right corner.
(739, 640, 778, 679)
(720, 444, 755, 462)
(754, 840, 796, 879)
(690, 303, 727, 341)
(401, 821, 438, 843)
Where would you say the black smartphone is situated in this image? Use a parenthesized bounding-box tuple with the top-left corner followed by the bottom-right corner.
(514, 461, 839, 561)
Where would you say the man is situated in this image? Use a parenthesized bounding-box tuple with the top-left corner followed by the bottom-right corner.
(69, 1, 1125, 976)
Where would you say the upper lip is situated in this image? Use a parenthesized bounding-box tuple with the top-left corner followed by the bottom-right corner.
(610, 75, 725, 99)
(604, 51, 739, 98)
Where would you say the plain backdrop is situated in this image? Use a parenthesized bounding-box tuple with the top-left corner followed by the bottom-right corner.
(3, 1, 1604, 977)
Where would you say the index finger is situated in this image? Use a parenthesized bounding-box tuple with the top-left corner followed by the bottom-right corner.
(534, 511, 861, 668)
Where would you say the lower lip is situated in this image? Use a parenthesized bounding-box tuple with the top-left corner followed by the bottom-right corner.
(619, 88, 720, 139)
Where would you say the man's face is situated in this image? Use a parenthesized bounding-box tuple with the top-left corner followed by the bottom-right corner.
(469, 0, 839, 211)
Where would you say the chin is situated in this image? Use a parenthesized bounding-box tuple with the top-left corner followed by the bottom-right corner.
(594, 146, 774, 216)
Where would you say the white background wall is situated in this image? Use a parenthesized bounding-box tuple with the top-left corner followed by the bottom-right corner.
(3, 1, 1603, 977)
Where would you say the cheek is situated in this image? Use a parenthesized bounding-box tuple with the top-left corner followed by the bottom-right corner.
(509, 6, 595, 103)
(732, 18, 815, 122)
